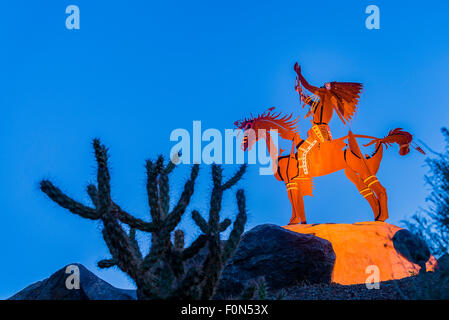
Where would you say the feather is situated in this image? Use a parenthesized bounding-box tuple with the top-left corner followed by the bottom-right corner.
(329, 82, 363, 124)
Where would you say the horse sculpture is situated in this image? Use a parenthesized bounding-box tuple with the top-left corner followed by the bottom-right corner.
(234, 63, 424, 225)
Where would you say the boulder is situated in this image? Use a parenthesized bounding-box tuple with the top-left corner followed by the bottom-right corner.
(284, 221, 438, 285)
(215, 224, 336, 298)
(9, 263, 136, 300)
(392, 229, 431, 271)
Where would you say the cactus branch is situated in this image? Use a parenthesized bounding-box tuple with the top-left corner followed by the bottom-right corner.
(146, 160, 162, 225)
(182, 235, 209, 261)
(93, 139, 112, 216)
(98, 259, 117, 269)
(219, 219, 232, 232)
(222, 164, 247, 190)
(192, 210, 209, 234)
(174, 230, 185, 250)
(159, 171, 170, 217)
(40, 180, 99, 220)
(166, 165, 199, 231)
(222, 189, 247, 262)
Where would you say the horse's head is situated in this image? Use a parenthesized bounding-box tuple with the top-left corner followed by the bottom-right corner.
(234, 118, 262, 151)
(234, 107, 299, 151)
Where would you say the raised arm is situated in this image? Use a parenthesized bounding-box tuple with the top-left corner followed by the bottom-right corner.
(295, 80, 316, 107)
(294, 62, 319, 94)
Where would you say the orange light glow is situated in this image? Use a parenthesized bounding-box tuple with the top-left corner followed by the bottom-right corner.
(284, 221, 438, 285)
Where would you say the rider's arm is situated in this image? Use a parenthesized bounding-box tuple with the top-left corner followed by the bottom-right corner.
(296, 71, 319, 95)
(302, 93, 317, 107)
(296, 80, 317, 107)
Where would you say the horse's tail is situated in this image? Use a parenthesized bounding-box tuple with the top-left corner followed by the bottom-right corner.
(363, 128, 426, 156)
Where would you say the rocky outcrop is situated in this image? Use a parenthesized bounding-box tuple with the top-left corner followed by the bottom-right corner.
(9, 222, 439, 300)
(9, 263, 136, 300)
(284, 221, 438, 285)
(215, 224, 336, 298)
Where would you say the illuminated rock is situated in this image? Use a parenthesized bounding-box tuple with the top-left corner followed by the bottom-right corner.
(284, 221, 438, 285)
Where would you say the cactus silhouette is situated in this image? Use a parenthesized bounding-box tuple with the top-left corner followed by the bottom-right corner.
(40, 138, 247, 299)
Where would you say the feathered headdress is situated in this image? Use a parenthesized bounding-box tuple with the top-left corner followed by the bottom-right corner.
(328, 82, 363, 125)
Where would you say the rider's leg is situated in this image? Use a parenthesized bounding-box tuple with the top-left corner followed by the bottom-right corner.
(286, 183, 306, 225)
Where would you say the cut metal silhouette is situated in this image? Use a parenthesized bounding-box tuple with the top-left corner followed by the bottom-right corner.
(235, 62, 425, 225)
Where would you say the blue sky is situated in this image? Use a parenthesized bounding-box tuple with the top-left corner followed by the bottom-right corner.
(1, 0, 448, 298)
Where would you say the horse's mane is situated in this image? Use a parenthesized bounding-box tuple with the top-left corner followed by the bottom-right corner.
(234, 107, 299, 139)
(234, 107, 299, 140)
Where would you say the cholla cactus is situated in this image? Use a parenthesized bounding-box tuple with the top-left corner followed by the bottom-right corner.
(40, 139, 247, 299)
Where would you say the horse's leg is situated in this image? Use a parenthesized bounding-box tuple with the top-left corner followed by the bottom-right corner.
(344, 166, 381, 220)
(346, 131, 389, 221)
(364, 144, 388, 221)
(365, 176, 388, 221)
(286, 186, 306, 225)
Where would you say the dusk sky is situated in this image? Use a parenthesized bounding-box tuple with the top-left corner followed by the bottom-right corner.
(1, 0, 448, 298)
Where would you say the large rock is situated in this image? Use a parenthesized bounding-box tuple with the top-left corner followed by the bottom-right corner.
(9, 263, 136, 300)
(215, 224, 336, 298)
(392, 229, 431, 270)
(284, 221, 438, 285)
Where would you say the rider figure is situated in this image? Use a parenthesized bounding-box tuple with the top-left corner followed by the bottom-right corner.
(293, 62, 363, 176)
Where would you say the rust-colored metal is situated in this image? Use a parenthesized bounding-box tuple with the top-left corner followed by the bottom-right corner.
(235, 63, 425, 225)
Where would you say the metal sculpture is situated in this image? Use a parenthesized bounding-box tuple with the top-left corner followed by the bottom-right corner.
(235, 62, 424, 225)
